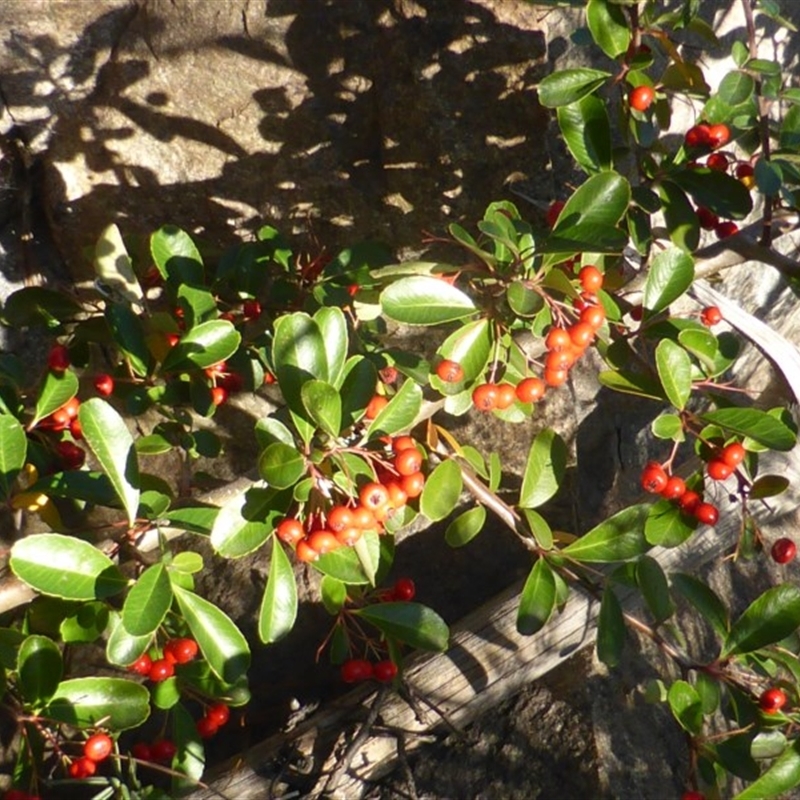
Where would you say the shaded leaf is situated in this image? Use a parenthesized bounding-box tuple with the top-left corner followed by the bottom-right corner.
(517, 558, 556, 635)
(701, 407, 796, 452)
(445, 506, 487, 547)
(597, 586, 625, 667)
(557, 95, 612, 173)
(355, 602, 449, 652)
(18, 635, 62, 705)
(636, 555, 675, 624)
(723, 585, 800, 657)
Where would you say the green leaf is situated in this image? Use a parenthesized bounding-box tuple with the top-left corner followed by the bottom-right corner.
(135, 433, 173, 456)
(755, 158, 783, 196)
(597, 586, 625, 667)
(368, 380, 423, 437)
(177, 284, 217, 329)
(60, 601, 110, 643)
(315, 531, 380, 585)
(597, 369, 666, 401)
(671, 572, 729, 638)
(657, 181, 700, 252)
(722, 584, 800, 657)
(353, 533, 381, 587)
(106, 303, 150, 377)
(355, 602, 449, 652)
(734, 740, 800, 800)
(150, 225, 204, 285)
(320, 576, 347, 615)
(636, 555, 675, 624)
(644, 500, 696, 547)
(651, 413, 684, 441)
(1, 287, 81, 328)
(171, 701, 206, 796)
(380, 276, 477, 326)
(421, 459, 463, 522)
(751, 731, 788, 761)
(161, 320, 241, 373)
(162, 504, 219, 535)
(300, 380, 341, 437)
(562, 504, 650, 562)
(258, 442, 307, 491)
(105, 613, 151, 667)
(643, 248, 695, 315)
(671, 168, 754, 221)
(700, 408, 796, 451)
(520, 428, 567, 509)
(668, 680, 703, 734)
(122, 563, 173, 637)
(94, 223, 144, 309)
(517, 558, 556, 635)
(45, 677, 150, 731)
(78, 398, 140, 526)
(172, 584, 250, 684)
(586, 0, 631, 58)
(31, 369, 78, 429)
(537, 68, 612, 108)
(718, 70, 755, 105)
(18, 635, 62, 705)
(0, 414, 26, 499)
(750, 475, 790, 500)
(171, 552, 204, 574)
(557, 95, 612, 173)
(445, 506, 487, 547)
(151, 676, 181, 710)
(314, 306, 349, 389)
(0, 628, 25, 670)
(210, 486, 288, 558)
(10, 534, 125, 600)
(523, 508, 554, 550)
(655, 340, 692, 411)
(259, 541, 298, 644)
(433, 319, 493, 391)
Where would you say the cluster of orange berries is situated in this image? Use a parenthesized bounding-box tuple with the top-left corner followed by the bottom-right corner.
(276, 437, 426, 563)
(640, 461, 719, 527)
(128, 636, 199, 683)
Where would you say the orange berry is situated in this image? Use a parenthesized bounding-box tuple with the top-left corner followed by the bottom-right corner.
(359, 482, 390, 512)
(385, 481, 408, 509)
(544, 367, 568, 387)
(365, 394, 388, 420)
(392, 435, 416, 453)
(545, 327, 571, 352)
(578, 265, 604, 294)
(276, 518, 305, 545)
(335, 526, 363, 546)
(395, 448, 423, 476)
(494, 383, 517, 410)
(580, 304, 606, 330)
(352, 504, 376, 529)
(568, 322, 594, 349)
(307, 530, 340, 554)
(400, 471, 425, 498)
(515, 377, 545, 404)
(295, 539, 319, 562)
(472, 383, 499, 412)
(629, 85, 655, 112)
(435, 359, 465, 383)
(327, 505, 353, 532)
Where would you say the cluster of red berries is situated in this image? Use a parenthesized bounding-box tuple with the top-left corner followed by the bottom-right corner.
(695, 205, 739, 240)
(3, 790, 41, 800)
(759, 686, 788, 714)
(35, 394, 86, 471)
(276, 437, 426, 563)
(640, 462, 719, 527)
(68, 731, 114, 778)
(204, 360, 244, 407)
(130, 739, 177, 765)
(196, 702, 231, 739)
(128, 637, 199, 682)
(684, 122, 730, 151)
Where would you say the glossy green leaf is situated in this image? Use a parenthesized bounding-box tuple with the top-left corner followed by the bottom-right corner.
(162, 504, 219, 535)
(314, 306, 349, 389)
(750, 475, 790, 500)
(355, 602, 449, 652)
(751, 731, 788, 761)
(135, 433, 173, 455)
(171, 552, 204, 574)
(320, 576, 347, 615)
(694, 671, 720, 716)
(60, 601, 110, 643)
(651, 413, 684, 441)
(172, 584, 250, 683)
(734, 739, 800, 799)
(523, 508, 554, 550)
(655, 340, 692, 411)
(644, 500, 696, 547)
(557, 95, 612, 173)
(368, 380, 423, 437)
(171, 701, 205, 796)
(176, 284, 217, 329)
(671, 572, 729, 638)
(421, 459, 463, 522)
(105, 612, 151, 667)
(354, 533, 380, 587)
(445, 506, 487, 547)
(10, 534, 125, 600)
(700, 408, 796, 451)
(210, 486, 288, 559)
(18, 635, 62, 705)
(45, 676, 150, 730)
(517, 558, 556, 635)
(31, 369, 78, 429)
(657, 181, 700, 252)
(315, 531, 380, 585)
(258, 443, 307, 490)
(722, 585, 800, 657)
(301, 380, 341, 437)
(161, 320, 241, 373)
(151, 676, 181, 710)
(380, 276, 477, 326)
(643, 248, 694, 315)
(150, 225, 204, 284)
(597, 586, 625, 667)
(671, 169, 754, 221)
(718, 70, 755, 105)
(586, 0, 631, 58)
(538, 68, 612, 108)
(678, 327, 718, 371)
(259, 541, 298, 644)
(78, 398, 140, 526)
(668, 680, 703, 734)
(122, 563, 172, 637)
(636, 555, 675, 624)
(0, 414, 26, 499)
(94, 223, 144, 308)
(562, 504, 650, 562)
(1, 287, 81, 328)
(106, 303, 150, 377)
(520, 428, 567, 509)
(433, 319, 493, 392)
(597, 369, 666, 401)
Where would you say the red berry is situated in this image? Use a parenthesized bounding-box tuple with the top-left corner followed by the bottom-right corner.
(568, 322, 594, 349)
(545, 327, 572, 352)
(83, 732, 113, 763)
(661, 476, 686, 500)
(56, 440, 86, 471)
(578, 265, 604, 293)
(295, 539, 319, 563)
(681, 793, 705, 800)
(393, 577, 416, 601)
(546, 200, 565, 228)
(721, 442, 745, 468)
(706, 152, 728, 172)
(629, 85, 655, 112)
(365, 394, 388, 420)
(700, 306, 722, 326)
(307, 530, 340, 554)
(327, 506, 354, 533)
(169, 637, 199, 664)
(196, 716, 219, 738)
(341, 658, 374, 683)
(707, 123, 731, 149)
(771, 538, 797, 565)
(516, 377, 546, 404)
(47, 344, 70, 372)
(242, 299, 262, 320)
(715, 221, 739, 239)
(640, 462, 668, 494)
(706, 459, 732, 482)
(206, 702, 231, 727)
(400, 471, 425, 499)
(392, 435, 416, 453)
(495, 383, 517, 410)
(395, 448, 423, 476)
(69, 756, 97, 778)
(276, 518, 305, 546)
(436, 359, 465, 383)
(359, 482, 390, 512)
(129, 653, 152, 675)
(165, 333, 181, 348)
(735, 162, 754, 179)
(210, 386, 228, 406)
(93, 373, 115, 397)
(678, 490, 702, 514)
(685, 124, 711, 148)
(695, 206, 719, 230)
(373, 660, 399, 683)
(544, 367, 568, 388)
(4, 791, 31, 800)
(69, 417, 83, 439)
(472, 383, 499, 412)
(150, 739, 177, 763)
(148, 658, 175, 682)
(131, 742, 152, 761)
(759, 687, 787, 714)
(694, 502, 719, 526)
